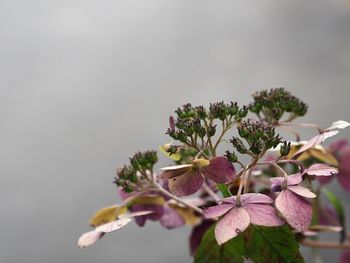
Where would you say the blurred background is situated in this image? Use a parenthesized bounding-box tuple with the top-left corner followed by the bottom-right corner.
(1, 0, 350, 262)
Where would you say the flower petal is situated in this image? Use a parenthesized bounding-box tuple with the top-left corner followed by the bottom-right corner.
(168, 171, 203, 196)
(287, 185, 316, 198)
(200, 157, 236, 183)
(244, 204, 284, 226)
(160, 164, 192, 179)
(89, 205, 127, 227)
(292, 130, 339, 158)
(337, 169, 350, 192)
(95, 218, 132, 233)
(132, 204, 164, 227)
(240, 193, 274, 204)
(270, 173, 303, 189)
(159, 204, 185, 229)
(77, 231, 105, 248)
(307, 163, 338, 176)
(215, 207, 250, 245)
(275, 189, 312, 232)
(327, 120, 350, 130)
(203, 204, 233, 219)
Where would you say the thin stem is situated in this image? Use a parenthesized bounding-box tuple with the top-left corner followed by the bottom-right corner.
(202, 182, 221, 203)
(153, 182, 203, 214)
(278, 121, 323, 133)
(243, 168, 252, 194)
(301, 239, 350, 249)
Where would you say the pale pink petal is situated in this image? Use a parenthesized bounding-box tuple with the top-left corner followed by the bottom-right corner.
(159, 204, 185, 229)
(287, 185, 316, 198)
(307, 163, 338, 176)
(95, 218, 132, 233)
(215, 207, 250, 245)
(327, 120, 350, 131)
(221, 196, 236, 204)
(203, 204, 233, 219)
(292, 131, 339, 158)
(244, 204, 284, 226)
(270, 173, 303, 190)
(275, 189, 312, 232)
(200, 157, 236, 183)
(77, 231, 105, 248)
(240, 193, 274, 204)
(168, 171, 203, 196)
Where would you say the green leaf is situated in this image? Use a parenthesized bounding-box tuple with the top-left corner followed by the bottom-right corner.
(322, 188, 346, 242)
(217, 183, 231, 198)
(244, 225, 305, 263)
(194, 225, 245, 263)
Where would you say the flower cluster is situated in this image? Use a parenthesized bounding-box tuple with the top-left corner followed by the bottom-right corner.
(78, 88, 350, 263)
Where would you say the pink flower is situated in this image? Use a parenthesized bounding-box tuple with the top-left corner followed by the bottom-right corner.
(203, 193, 284, 245)
(271, 173, 316, 232)
(161, 157, 236, 196)
(316, 139, 350, 192)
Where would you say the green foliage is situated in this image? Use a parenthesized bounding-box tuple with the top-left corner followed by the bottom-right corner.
(244, 225, 305, 263)
(194, 225, 245, 263)
(195, 224, 305, 263)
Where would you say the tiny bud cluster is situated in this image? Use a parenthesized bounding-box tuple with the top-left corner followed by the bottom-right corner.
(249, 87, 308, 124)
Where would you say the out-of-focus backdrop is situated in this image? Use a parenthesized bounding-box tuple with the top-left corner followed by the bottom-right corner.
(1, 1, 350, 262)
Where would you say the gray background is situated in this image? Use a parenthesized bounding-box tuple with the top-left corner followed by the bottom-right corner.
(1, 0, 350, 262)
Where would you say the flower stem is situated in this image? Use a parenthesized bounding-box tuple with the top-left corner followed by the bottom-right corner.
(152, 182, 203, 214)
(202, 182, 221, 203)
(301, 239, 350, 249)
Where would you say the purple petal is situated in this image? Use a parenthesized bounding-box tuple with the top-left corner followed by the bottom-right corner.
(203, 203, 233, 219)
(215, 207, 250, 245)
(132, 204, 164, 227)
(337, 169, 350, 192)
(221, 196, 236, 204)
(189, 220, 214, 255)
(275, 189, 312, 232)
(270, 173, 303, 189)
(287, 185, 316, 198)
(317, 176, 334, 185)
(307, 163, 338, 176)
(169, 115, 176, 130)
(340, 250, 350, 263)
(244, 204, 284, 226)
(240, 193, 274, 204)
(339, 147, 350, 171)
(77, 231, 105, 248)
(329, 139, 348, 153)
(200, 157, 236, 183)
(159, 204, 185, 229)
(319, 206, 340, 226)
(168, 171, 203, 196)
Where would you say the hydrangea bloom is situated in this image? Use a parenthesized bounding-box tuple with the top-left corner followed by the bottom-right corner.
(161, 157, 236, 196)
(203, 193, 284, 245)
(271, 173, 316, 232)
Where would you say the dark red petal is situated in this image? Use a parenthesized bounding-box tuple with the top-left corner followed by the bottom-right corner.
(201, 157, 236, 183)
(168, 171, 203, 196)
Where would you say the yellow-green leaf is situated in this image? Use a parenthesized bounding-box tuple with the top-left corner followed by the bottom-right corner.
(159, 144, 181, 161)
(89, 205, 127, 227)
